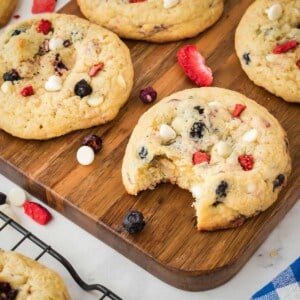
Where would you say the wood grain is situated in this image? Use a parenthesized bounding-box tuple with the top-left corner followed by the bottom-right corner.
(0, 0, 299, 291)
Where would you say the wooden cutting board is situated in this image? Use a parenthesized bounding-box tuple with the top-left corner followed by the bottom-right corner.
(0, 0, 299, 291)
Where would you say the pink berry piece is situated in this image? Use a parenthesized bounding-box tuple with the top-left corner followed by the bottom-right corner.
(139, 86, 157, 104)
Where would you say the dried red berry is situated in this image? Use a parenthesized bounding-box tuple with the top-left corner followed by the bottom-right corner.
(233, 104, 246, 118)
(139, 86, 157, 104)
(20, 86, 34, 97)
(82, 134, 103, 154)
(273, 40, 299, 54)
(37, 19, 52, 35)
(238, 155, 254, 171)
(193, 152, 211, 165)
(23, 201, 52, 225)
(89, 63, 104, 77)
(296, 59, 300, 69)
(32, 0, 56, 13)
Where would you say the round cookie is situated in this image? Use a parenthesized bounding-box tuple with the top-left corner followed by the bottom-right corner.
(122, 88, 291, 231)
(0, 14, 134, 139)
(0, 250, 70, 299)
(76, 0, 224, 43)
(235, 0, 300, 103)
(0, 0, 18, 29)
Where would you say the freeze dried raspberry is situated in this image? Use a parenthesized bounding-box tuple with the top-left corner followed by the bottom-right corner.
(238, 155, 254, 171)
(273, 40, 298, 54)
(23, 201, 52, 225)
(37, 19, 52, 35)
(32, 0, 56, 13)
(89, 63, 104, 77)
(193, 152, 211, 165)
(233, 104, 246, 118)
(20, 86, 34, 97)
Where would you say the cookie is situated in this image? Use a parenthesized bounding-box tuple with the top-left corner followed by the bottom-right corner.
(0, 250, 70, 299)
(0, 14, 134, 139)
(76, 0, 224, 43)
(122, 88, 291, 231)
(0, 0, 18, 29)
(235, 0, 300, 103)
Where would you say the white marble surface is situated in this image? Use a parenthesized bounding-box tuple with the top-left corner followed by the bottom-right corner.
(0, 1, 299, 299)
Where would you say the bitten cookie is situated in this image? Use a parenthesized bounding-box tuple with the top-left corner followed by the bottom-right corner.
(122, 88, 291, 231)
(76, 0, 224, 43)
(0, 0, 18, 28)
(0, 250, 70, 299)
(0, 14, 134, 139)
(235, 0, 300, 103)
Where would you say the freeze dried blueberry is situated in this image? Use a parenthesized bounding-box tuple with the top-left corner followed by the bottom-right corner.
(74, 79, 92, 98)
(190, 122, 205, 139)
(273, 174, 285, 191)
(82, 134, 102, 154)
(122, 210, 145, 234)
(63, 39, 71, 47)
(212, 200, 222, 207)
(54, 60, 68, 76)
(11, 29, 21, 36)
(138, 146, 148, 159)
(216, 181, 228, 198)
(0, 192, 7, 205)
(3, 69, 21, 82)
(139, 87, 157, 104)
(242, 53, 251, 65)
(194, 106, 204, 114)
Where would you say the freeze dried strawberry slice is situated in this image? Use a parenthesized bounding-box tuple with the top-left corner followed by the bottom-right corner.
(177, 45, 213, 87)
(89, 63, 104, 77)
(193, 152, 211, 165)
(238, 155, 254, 171)
(23, 201, 52, 225)
(233, 104, 246, 118)
(32, 0, 56, 13)
(20, 86, 34, 97)
(273, 40, 299, 54)
(37, 19, 52, 35)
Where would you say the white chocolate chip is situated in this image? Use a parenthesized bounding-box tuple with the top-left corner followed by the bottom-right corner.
(159, 124, 176, 142)
(45, 75, 62, 92)
(49, 38, 64, 51)
(208, 101, 221, 107)
(215, 141, 232, 158)
(117, 75, 126, 88)
(243, 129, 258, 142)
(163, 0, 179, 9)
(8, 187, 27, 207)
(86, 95, 104, 107)
(265, 4, 283, 21)
(266, 54, 277, 62)
(247, 183, 257, 194)
(191, 185, 202, 199)
(1, 81, 14, 94)
(77, 146, 95, 166)
(0, 204, 18, 222)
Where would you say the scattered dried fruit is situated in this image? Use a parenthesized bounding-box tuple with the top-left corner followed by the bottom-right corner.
(273, 40, 298, 54)
(82, 134, 103, 154)
(23, 201, 52, 225)
(177, 45, 213, 87)
(20, 86, 34, 97)
(216, 181, 228, 198)
(193, 152, 211, 165)
(273, 174, 285, 191)
(74, 79, 92, 98)
(3, 69, 21, 82)
(138, 146, 148, 159)
(37, 19, 52, 35)
(190, 122, 205, 139)
(233, 104, 246, 118)
(242, 52, 251, 65)
(238, 155, 254, 171)
(32, 0, 56, 13)
(89, 63, 104, 77)
(122, 210, 145, 234)
(139, 86, 157, 104)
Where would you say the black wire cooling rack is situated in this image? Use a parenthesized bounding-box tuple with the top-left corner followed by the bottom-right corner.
(0, 211, 122, 300)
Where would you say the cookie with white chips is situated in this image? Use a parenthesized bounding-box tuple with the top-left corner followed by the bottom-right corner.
(235, 0, 300, 102)
(0, 14, 133, 139)
(122, 88, 291, 231)
(77, 0, 224, 43)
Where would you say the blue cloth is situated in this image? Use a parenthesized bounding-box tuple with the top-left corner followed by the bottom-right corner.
(251, 257, 300, 300)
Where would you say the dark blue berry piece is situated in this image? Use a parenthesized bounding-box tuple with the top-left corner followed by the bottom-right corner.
(3, 69, 21, 82)
(74, 79, 92, 98)
(0, 282, 19, 300)
(212, 200, 222, 207)
(138, 146, 148, 159)
(0, 192, 7, 205)
(122, 210, 145, 234)
(82, 134, 102, 154)
(11, 29, 22, 36)
(194, 106, 204, 114)
(216, 181, 228, 198)
(139, 87, 157, 104)
(242, 53, 251, 65)
(190, 122, 205, 139)
(273, 174, 285, 191)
